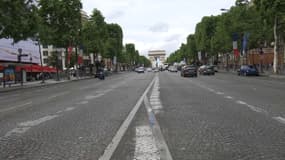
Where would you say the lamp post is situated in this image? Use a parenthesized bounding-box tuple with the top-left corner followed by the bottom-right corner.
(55, 48, 60, 81)
(18, 48, 24, 86)
(29, 53, 33, 81)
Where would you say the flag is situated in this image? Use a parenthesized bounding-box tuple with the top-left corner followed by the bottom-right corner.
(68, 46, 73, 64)
(232, 33, 240, 58)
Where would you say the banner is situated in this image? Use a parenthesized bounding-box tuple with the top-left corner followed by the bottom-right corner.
(0, 38, 40, 64)
(67, 46, 73, 64)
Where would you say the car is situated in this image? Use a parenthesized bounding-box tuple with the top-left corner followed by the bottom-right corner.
(237, 65, 259, 76)
(199, 65, 215, 75)
(181, 65, 198, 77)
(153, 68, 159, 72)
(211, 65, 218, 72)
(168, 66, 178, 72)
(146, 67, 152, 72)
(136, 67, 145, 73)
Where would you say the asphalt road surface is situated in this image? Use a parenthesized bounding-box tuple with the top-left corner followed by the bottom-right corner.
(0, 71, 285, 160)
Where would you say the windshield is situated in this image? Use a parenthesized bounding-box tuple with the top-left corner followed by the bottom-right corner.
(1, 0, 285, 160)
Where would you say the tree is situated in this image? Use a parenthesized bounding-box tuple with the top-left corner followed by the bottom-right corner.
(104, 23, 123, 59)
(38, 0, 82, 48)
(125, 43, 136, 65)
(0, 0, 38, 42)
(254, 0, 285, 73)
(82, 9, 107, 56)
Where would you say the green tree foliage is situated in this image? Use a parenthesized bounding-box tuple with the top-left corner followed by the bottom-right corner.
(38, 0, 82, 48)
(82, 9, 107, 55)
(169, 0, 276, 66)
(125, 43, 136, 65)
(104, 24, 123, 59)
(0, 0, 38, 42)
(138, 56, 151, 67)
(254, 0, 285, 73)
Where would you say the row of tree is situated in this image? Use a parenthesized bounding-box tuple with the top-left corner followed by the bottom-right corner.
(167, 0, 285, 73)
(0, 0, 150, 68)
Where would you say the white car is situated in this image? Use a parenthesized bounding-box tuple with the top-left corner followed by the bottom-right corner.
(136, 67, 145, 73)
(146, 68, 152, 72)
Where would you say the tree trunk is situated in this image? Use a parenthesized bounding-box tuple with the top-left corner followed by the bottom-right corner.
(273, 15, 278, 74)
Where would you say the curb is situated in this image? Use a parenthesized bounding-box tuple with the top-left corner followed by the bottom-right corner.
(0, 77, 94, 93)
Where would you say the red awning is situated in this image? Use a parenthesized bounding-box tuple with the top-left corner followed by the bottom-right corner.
(15, 65, 59, 73)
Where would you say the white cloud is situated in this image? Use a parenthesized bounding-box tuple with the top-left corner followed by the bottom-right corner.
(82, 0, 236, 57)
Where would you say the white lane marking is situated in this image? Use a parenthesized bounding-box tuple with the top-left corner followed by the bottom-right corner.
(150, 101, 161, 105)
(152, 105, 163, 110)
(134, 126, 160, 160)
(224, 96, 233, 99)
(236, 100, 267, 114)
(84, 93, 104, 100)
(5, 127, 30, 137)
(236, 100, 247, 105)
(4, 115, 59, 137)
(77, 101, 89, 105)
(98, 77, 156, 160)
(47, 91, 69, 99)
(245, 104, 267, 113)
(0, 101, 33, 113)
(273, 117, 285, 125)
(64, 107, 75, 112)
(144, 96, 173, 160)
(216, 92, 224, 95)
(19, 115, 59, 127)
(56, 110, 63, 114)
(208, 88, 215, 92)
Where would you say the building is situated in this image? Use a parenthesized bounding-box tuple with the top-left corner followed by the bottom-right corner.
(148, 50, 166, 68)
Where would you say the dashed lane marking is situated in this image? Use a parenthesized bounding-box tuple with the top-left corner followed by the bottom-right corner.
(224, 96, 233, 99)
(133, 126, 160, 160)
(273, 117, 285, 125)
(0, 101, 33, 113)
(47, 91, 69, 100)
(4, 115, 59, 137)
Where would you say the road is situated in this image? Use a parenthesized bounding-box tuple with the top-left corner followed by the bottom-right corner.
(0, 71, 285, 160)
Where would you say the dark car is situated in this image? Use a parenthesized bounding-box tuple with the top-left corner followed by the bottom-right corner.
(199, 65, 215, 75)
(238, 65, 259, 76)
(181, 65, 198, 77)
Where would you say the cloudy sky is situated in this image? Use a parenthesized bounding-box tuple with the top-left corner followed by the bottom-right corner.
(81, 0, 236, 56)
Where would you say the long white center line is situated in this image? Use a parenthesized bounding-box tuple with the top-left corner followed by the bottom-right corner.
(98, 77, 156, 160)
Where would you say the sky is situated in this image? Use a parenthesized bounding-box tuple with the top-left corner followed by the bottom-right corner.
(81, 0, 236, 56)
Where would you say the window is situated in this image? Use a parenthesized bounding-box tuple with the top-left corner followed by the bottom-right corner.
(43, 58, 48, 64)
(43, 51, 48, 56)
(42, 45, 48, 48)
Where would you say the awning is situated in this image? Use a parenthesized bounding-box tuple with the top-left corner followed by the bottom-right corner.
(15, 65, 59, 73)
(0, 65, 4, 71)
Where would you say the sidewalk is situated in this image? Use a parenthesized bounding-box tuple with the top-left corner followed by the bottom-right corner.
(0, 76, 93, 93)
(218, 69, 285, 79)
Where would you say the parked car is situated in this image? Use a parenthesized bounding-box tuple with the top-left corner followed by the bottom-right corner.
(136, 67, 145, 73)
(199, 65, 215, 75)
(181, 65, 198, 77)
(168, 66, 178, 72)
(237, 65, 259, 76)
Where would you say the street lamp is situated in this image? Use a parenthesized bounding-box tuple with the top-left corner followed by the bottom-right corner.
(29, 53, 33, 81)
(55, 48, 60, 81)
(220, 8, 229, 12)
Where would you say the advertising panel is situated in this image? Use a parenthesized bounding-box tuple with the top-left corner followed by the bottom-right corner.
(0, 38, 40, 64)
